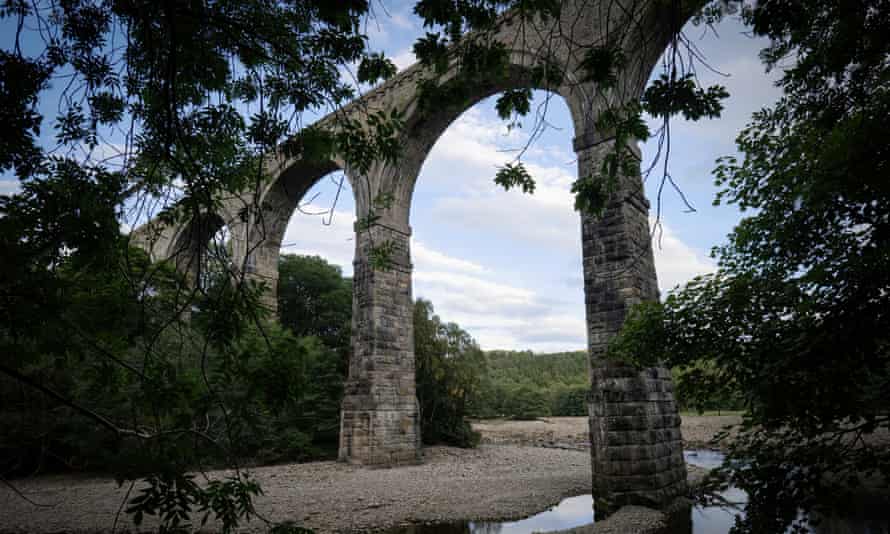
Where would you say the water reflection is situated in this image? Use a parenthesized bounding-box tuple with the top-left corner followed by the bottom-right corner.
(691, 486, 746, 534)
(475, 495, 594, 533)
(389, 450, 889, 534)
(685, 450, 890, 534)
(388, 495, 593, 534)
(683, 450, 746, 533)
(684, 449, 726, 470)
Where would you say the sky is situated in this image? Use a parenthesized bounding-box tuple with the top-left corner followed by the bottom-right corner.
(0, 2, 783, 353)
(278, 2, 783, 353)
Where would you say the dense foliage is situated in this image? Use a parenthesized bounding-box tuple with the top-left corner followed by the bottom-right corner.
(286, 258, 490, 449)
(0, 1, 398, 526)
(278, 255, 352, 356)
(610, 1, 890, 531)
(0, 251, 345, 468)
(470, 349, 742, 418)
(0, 242, 330, 531)
(0, 253, 484, 480)
(414, 299, 485, 447)
(471, 350, 588, 419)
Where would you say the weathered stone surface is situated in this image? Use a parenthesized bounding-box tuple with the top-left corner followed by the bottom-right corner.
(579, 139, 687, 513)
(130, 0, 700, 511)
(339, 224, 421, 465)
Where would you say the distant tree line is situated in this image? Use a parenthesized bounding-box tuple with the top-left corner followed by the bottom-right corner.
(470, 350, 589, 419)
(469, 350, 743, 419)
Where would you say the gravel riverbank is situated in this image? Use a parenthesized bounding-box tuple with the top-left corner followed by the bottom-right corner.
(474, 415, 741, 451)
(0, 416, 736, 533)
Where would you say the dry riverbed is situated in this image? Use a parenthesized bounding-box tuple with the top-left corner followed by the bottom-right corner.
(0, 416, 738, 533)
(474, 415, 741, 451)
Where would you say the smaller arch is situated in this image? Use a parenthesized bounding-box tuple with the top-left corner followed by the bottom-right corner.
(246, 158, 364, 315)
(255, 158, 345, 247)
(165, 211, 228, 286)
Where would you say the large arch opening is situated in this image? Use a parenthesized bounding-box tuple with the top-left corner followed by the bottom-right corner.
(405, 87, 589, 437)
(273, 166, 357, 348)
(410, 90, 584, 351)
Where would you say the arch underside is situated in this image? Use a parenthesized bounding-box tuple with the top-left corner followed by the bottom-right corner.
(129, 0, 701, 513)
(167, 212, 226, 281)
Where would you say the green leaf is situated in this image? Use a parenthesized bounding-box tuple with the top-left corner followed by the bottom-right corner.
(642, 73, 729, 121)
(579, 46, 626, 87)
(368, 240, 396, 271)
(494, 162, 535, 194)
(495, 88, 533, 121)
(357, 52, 397, 85)
(413, 33, 450, 74)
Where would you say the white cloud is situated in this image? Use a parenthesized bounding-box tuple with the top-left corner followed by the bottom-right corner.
(417, 107, 583, 256)
(413, 266, 587, 352)
(390, 48, 417, 71)
(389, 11, 415, 30)
(363, 16, 391, 44)
(414, 270, 535, 312)
(411, 233, 588, 352)
(424, 108, 525, 176)
(650, 218, 716, 293)
(0, 179, 20, 195)
(280, 205, 355, 273)
(430, 194, 579, 253)
(412, 240, 487, 274)
(408, 218, 714, 351)
(278, 199, 588, 350)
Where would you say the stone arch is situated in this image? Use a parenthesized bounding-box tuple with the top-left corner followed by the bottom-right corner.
(164, 211, 229, 285)
(257, 153, 352, 224)
(337, 3, 693, 510)
(335, 56, 605, 469)
(242, 157, 352, 312)
(130, 0, 710, 513)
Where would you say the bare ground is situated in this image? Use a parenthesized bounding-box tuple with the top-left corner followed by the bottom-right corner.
(473, 415, 741, 451)
(0, 416, 736, 533)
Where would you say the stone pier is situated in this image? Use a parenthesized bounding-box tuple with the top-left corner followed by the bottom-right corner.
(338, 220, 421, 465)
(576, 138, 687, 512)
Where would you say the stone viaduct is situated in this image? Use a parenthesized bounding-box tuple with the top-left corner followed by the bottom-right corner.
(132, 0, 702, 512)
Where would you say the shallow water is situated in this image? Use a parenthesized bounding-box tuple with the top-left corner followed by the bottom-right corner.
(683, 449, 726, 470)
(684, 450, 890, 534)
(387, 450, 890, 534)
(684, 449, 746, 533)
(386, 495, 594, 534)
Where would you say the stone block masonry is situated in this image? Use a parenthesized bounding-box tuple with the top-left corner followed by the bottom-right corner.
(339, 222, 421, 465)
(577, 138, 687, 513)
